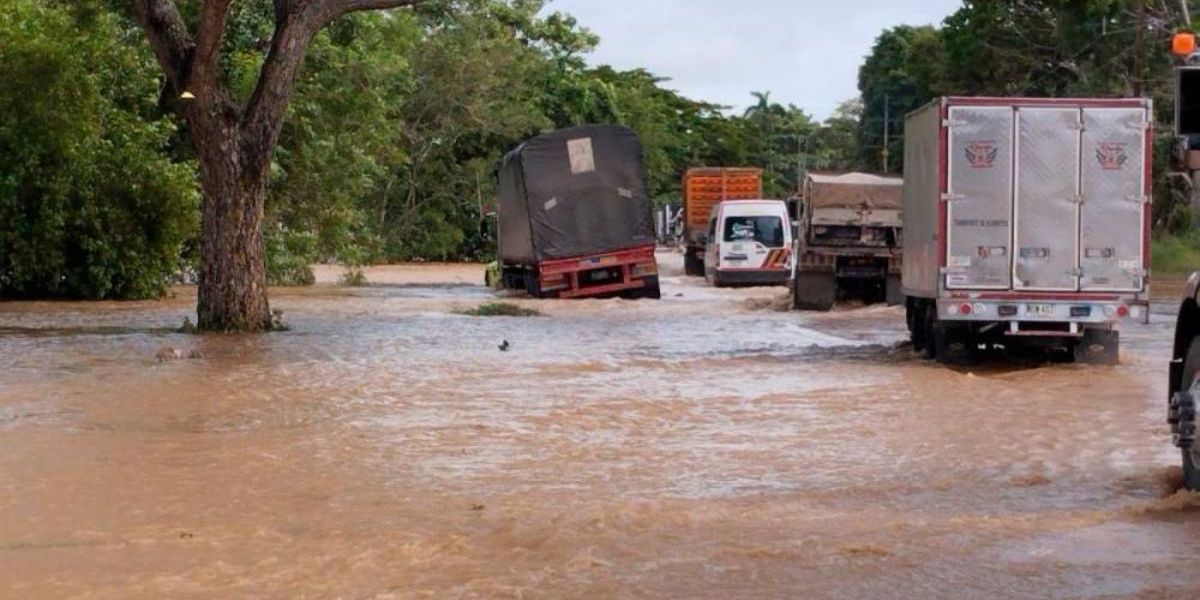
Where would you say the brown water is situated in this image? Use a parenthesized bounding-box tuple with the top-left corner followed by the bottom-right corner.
(2, 252, 1198, 599)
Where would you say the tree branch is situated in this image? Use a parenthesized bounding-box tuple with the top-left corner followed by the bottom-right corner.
(190, 0, 235, 95)
(132, 0, 194, 90)
(339, 0, 427, 16)
(239, 0, 428, 179)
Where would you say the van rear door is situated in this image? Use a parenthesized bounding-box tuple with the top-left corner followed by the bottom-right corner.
(1013, 107, 1082, 291)
(1078, 108, 1147, 292)
(945, 106, 1015, 290)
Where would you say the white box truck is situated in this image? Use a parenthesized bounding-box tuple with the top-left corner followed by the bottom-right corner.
(902, 97, 1152, 365)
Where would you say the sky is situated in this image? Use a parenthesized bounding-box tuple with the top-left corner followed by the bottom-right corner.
(542, 0, 962, 121)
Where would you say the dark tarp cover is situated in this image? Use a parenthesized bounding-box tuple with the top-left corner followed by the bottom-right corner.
(498, 125, 655, 263)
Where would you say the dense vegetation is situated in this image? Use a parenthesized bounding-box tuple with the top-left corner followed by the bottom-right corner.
(0, 0, 1196, 297)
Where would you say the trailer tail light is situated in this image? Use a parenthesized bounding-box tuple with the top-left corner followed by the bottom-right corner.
(999, 305, 1018, 317)
(959, 303, 973, 315)
(1070, 306, 1092, 317)
(540, 272, 568, 291)
(1116, 305, 1129, 318)
(631, 262, 657, 278)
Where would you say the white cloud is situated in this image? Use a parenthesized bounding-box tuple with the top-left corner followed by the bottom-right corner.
(543, 0, 961, 120)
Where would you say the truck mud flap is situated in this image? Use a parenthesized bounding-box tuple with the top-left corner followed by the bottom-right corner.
(793, 272, 836, 311)
(1074, 328, 1119, 365)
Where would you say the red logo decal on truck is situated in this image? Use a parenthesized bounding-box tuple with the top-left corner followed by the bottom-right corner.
(965, 141, 998, 168)
(1095, 143, 1128, 170)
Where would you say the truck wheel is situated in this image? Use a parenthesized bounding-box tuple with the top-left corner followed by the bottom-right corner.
(684, 251, 704, 276)
(1175, 338, 1200, 490)
(636, 276, 661, 300)
(885, 274, 904, 306)
(909, 299, 926, 352)
(922, 304, 938, 360)
(793, 272, 836, 311)
(1073, 328, 1119, 365)
(523, 271, 546, 299)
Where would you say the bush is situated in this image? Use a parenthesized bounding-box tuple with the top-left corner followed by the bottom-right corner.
(455, 302, 543, 317)
(265, 227, 317, 286)
(0, 2, 198, 299)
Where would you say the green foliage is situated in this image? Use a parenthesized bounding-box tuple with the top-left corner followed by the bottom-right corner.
(456, 301, 543, 317)
(0, 0, 197, 299)
(264, 227, 316, 286)
(1153, 231, 1200, 276)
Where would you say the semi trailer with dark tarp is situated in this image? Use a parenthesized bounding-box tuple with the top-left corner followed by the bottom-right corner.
(497, 124, 660, 299)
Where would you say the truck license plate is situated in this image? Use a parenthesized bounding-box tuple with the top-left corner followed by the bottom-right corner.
(1026, 303, 1054, 317)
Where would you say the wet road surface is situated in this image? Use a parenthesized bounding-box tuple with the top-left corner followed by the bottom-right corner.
(2, 253, 1198, 599)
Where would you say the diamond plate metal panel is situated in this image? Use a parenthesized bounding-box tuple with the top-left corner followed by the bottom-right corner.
(1080, 108, 1146, 292)
(1014, 108, 1080, 291)
(946, 107, 1013, 289)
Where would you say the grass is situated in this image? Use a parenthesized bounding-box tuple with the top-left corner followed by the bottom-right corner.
(1152, 231, 1200, 277)
(455, 302, 543, 317)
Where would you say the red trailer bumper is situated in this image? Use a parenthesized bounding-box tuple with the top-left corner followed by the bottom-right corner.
(537, 246, 659, 299)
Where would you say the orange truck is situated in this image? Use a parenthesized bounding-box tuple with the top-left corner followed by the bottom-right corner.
(682, 168, 764, 276)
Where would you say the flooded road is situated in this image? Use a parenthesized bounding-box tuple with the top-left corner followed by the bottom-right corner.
(2, 252, 1198, 599)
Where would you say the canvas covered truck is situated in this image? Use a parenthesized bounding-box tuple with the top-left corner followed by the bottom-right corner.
(497, 124, 660, 299)
(791, 172, 904, 310)
(682, 167, 763, 276)
(902, 97, 1151, 365)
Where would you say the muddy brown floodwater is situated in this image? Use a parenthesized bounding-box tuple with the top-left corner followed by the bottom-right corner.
(2, 251, 1199, 599)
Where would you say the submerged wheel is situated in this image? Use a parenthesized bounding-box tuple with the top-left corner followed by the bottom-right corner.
(1177, 338, 1200, 491)
(792, 272, 836, 311)
(684, 251, 704, 277)
(922, 303, 938, 360)
(908, 299, 926, 352)
(632, 276, 661, 300)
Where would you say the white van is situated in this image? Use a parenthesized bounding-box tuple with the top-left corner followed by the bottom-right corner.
(703, 200, 792, 287)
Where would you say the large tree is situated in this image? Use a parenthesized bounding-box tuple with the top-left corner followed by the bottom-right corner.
(132, 0, 424, 331)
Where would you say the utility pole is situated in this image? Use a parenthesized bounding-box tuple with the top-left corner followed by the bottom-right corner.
(1184, 0, 1192, 25)
(881, 93, 890, 173)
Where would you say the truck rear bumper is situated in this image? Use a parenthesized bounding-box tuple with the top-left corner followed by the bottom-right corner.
(535, 245, 659, 299)
(714, 268, 790, 286)
(935, 298, 1150, 326)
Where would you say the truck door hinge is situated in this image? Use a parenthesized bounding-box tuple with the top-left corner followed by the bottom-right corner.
(942, 119, 967, 128)
(1067, 268, 1084, 277)
(941, 193, 964, 202)
(1072, 195, 1085, 204)
(1125, 194, 1149, 205)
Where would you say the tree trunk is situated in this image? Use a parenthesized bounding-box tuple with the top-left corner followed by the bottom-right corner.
(193, 111, 272, 332)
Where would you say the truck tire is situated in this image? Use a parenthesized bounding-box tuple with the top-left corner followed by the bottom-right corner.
(922, 304, 938, 360)
(885, 274, 904, 306)
(523, 270, 546, 299)
(632, 276, 662, 300)
(684, 250, 704, 276)
(793, 272, 836, 311)
(1177, 338, 1200, 491)
(1074, 328, 1119, 365)
(909, 299, 926, 352)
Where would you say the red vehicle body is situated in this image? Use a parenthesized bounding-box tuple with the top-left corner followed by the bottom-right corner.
(526, 245, 659, 299)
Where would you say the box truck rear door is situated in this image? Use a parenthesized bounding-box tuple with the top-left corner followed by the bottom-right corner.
(1079, 107, 1147, 292)
(946, 106, 1014, 290)
(1013, 108, 1082, 291)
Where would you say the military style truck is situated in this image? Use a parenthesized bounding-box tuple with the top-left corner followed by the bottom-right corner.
(902, 97, 1151, 365)
(496, 124, 660, 299)
(791, 172, 903, 310)
(682, 167, 763, 276)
